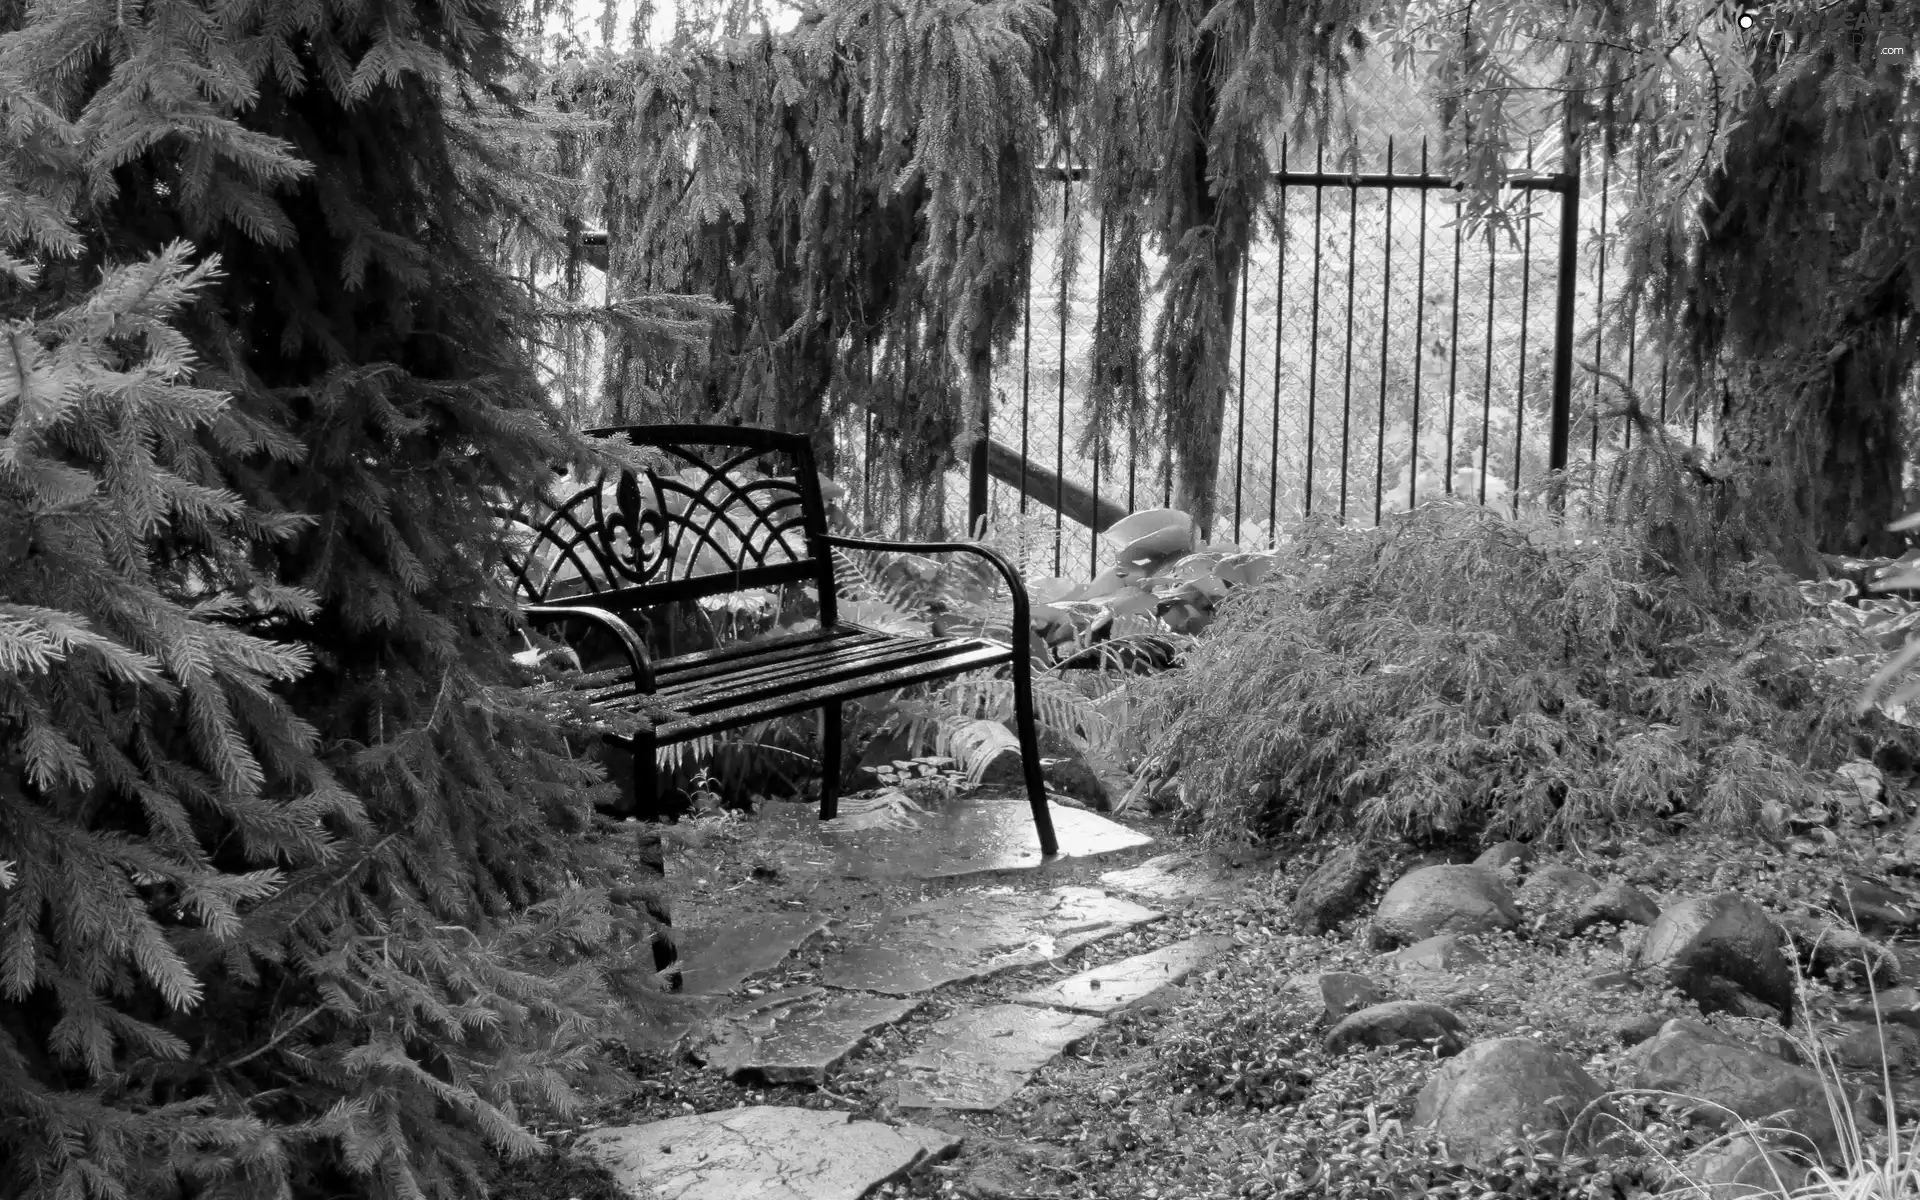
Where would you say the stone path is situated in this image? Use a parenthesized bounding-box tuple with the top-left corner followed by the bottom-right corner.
(579, 798, 1249, 1198)
(578, 1105, 959, 1200)
(820, 886, 1162, 995)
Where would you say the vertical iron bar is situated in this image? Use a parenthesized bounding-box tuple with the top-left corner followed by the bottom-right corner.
(968, 424, 989, 537)
(1306, 143, 1324, 518)
(1478, 218, 1496, 506)
(1020, 231, 1033, 518)
(1093, 209, 1106, 566)
(1446, 202, 1462, 496)
(1234, 241, 1250, 542)
(1271, 143, 1287, 534)
(1514, 172, 1534, 518)
(1340, 174, 1358, 521)
(1591, 150, 1610, 461)
(1055, 174, 1068, 575)
(1550, 149, 1579, 488)
(1375, 137, 1395, 526)
(1410, 140, 1428, 512)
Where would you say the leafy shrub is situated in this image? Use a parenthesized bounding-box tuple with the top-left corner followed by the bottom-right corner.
(1129, 484, 1885, 846)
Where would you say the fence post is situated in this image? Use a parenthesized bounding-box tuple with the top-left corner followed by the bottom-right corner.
(1547, 151, 1580, 493)
(968, 422, 990, 538)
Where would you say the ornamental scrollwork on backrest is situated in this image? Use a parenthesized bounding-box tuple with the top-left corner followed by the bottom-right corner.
(504, 441, 815, 603)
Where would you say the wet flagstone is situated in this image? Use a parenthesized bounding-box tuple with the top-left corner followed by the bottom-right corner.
(756, 795, 1153, 882)
(702, 986, 921, 1084)
(888, 1003, 1107, 1110)
(677, 911, 831, 996)
(820, 886, 1163, 996)
(1098, 850, 1247, 904)
(1011, 934, 1234, 1015)
(577, 1105, 959, 1200)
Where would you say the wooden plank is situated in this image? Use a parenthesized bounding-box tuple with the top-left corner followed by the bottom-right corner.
(982, 438, 1128, 534)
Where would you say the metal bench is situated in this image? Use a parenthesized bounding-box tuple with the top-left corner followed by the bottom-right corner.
(500, 424, 1059, 857)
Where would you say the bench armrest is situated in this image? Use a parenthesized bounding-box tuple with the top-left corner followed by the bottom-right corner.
(821, 534, 1033, 649)
(523, 603, 657, 691)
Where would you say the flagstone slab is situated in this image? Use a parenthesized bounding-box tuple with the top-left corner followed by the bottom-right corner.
(1011, 934, 1234, 1015)
(703, 986, 921, 1084)
(577, 1105, 959, 1200)
(756, 795, 1153, 881)
(678, 912, 831, 996)
(889, 1003, 1106, 1110)
(820, 886, 1163, 996)
(1099, 851, 1248, 904)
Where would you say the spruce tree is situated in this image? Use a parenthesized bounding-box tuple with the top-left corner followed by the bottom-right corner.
(2, 1, 667, 1195)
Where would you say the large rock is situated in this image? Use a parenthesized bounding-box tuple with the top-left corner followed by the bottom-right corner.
(1412, 1037, 1622, 1165)
(1830, 877, 1920, 935)
(1625, 1019, 1863, 1156)
(1291, 845, 1377, 934)
(1570, 880, 1662, 937)
(1515, 865, 1602, 918)
(1827, 1020, 1920, 1071)
(1635, 894, 1796, 1024)
(1372, 865, 1521, 948)
(1775, 912, 1899, 988)
(1324, 1001, 1466, 1057)
(1674, 1137, 1815, 1200)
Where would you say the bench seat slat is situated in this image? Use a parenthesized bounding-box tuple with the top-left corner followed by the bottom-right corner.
(577, 631, 1011, 741)
(652, 634, 976, 705)
(652, 626, 893, 686)
(649, 641, 1012, 740)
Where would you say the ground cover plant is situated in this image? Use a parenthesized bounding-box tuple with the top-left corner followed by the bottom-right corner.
(1127, 443, 1910, 849)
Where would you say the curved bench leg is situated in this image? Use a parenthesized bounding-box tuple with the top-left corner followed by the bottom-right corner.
(1011, 662, 1059, 856)
(820, 701, 842, 821)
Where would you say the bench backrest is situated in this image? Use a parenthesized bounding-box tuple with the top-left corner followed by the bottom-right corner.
(502, 424, 839, 624)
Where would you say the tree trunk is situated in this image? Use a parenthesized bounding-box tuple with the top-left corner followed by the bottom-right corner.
(1714, 327, 1909, 573)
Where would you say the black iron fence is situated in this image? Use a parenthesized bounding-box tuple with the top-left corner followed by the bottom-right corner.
(834, 135, 1706, 580)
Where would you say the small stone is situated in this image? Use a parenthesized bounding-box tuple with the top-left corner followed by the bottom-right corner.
(1371, 865, 1521, 948)
(1318, 971, 1392, 1019)
(1569, 881, 1662, 937)
(1323, 1001, 1466, 1057)
(1473, 841, 1533, 873)
(1386, 934, 1489, 972)
(1290, 845, 1377, 934)
(1676, 1136, 1815, 1200)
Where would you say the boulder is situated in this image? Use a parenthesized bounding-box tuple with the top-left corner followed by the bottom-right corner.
(1318, 972, 1392, 1020)
(1673, 1137, 1815, 1200)
(1775, 912, 1899, 988)
(1323, 1001, 1466, 1057)
(1570, 880, 1663, 936)
(1473, 841, 1534, 874)
(1612, 1013, 1670, 1048)
(1830, 877, 1920, 934)
(1625, 1019, 1865, 1157)
(1516, 866, 1602, 918)
(1372, 866, 1521, 949)
(1635, 894, 1796, 1024)
(1838, 985, 1920, 1030)
(1291, 845, 1377, 934)
(1386, 934, 1489, 972)
(1827, 1020, 1920, 1071)
(1412, 1037, 1623, 1166)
